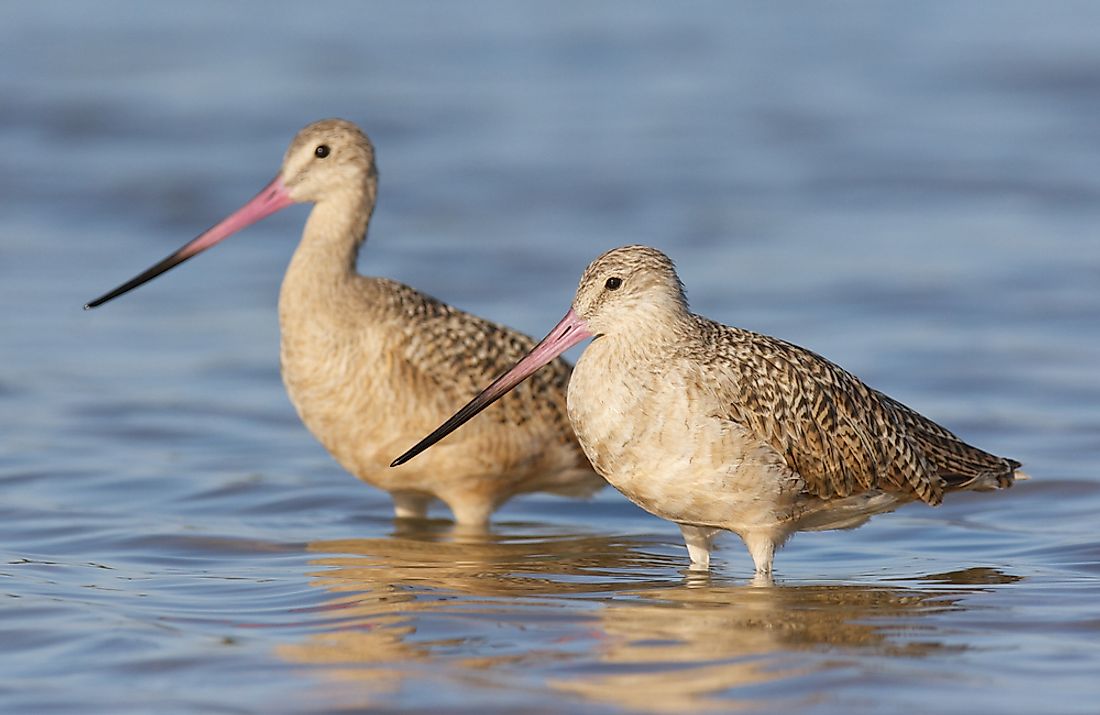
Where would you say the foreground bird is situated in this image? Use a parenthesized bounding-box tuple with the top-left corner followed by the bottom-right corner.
(85, 118, 601, 525)
(393, 245, 1024, 577)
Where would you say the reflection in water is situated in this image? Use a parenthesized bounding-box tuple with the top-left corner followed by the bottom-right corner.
(277, 523, 1015, 712)
(549, 583, 965, 712)
(276, 522, 677, 706)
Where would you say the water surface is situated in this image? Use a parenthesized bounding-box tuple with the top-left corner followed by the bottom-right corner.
(2, 3, 1099, 713)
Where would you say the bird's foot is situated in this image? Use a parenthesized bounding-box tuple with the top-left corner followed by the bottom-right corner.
(392, 491, 433, 520)
(679, 524, 720, 571)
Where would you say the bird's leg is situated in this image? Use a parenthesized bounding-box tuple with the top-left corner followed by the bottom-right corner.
(749, 571, 775, 587)
(392, 491, 433, 520)
(740, 531, 776, 580)
(679, 524, 720, 570)
(445, 495, 495, 529)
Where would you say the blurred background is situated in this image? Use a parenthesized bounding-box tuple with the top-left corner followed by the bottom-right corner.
(1, 2, 1098, 713)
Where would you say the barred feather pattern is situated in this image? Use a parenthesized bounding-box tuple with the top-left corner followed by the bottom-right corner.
(274, 119, 601, 526)
(381, 277, 577, 440)
(690, 318, 1019, 506)
(548, 244, 1023, 574)
(570, 245, 1020, 518)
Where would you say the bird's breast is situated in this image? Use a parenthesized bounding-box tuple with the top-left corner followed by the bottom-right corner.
(568, 340, 651, 473)
(568, 339, 802, 530)
(278, 289, 395, 472)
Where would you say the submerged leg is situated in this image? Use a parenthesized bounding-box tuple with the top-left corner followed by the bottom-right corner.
(679, 524, 720, 570)
(444, 494, 495, 529)
(740, 531, 776, 579)
(392, 490, 433, 520)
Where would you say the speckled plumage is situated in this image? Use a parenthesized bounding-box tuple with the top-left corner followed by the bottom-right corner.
(92, 118, 600, 525)
(278, 120, 601, 524)
(394, 244, 1024, 578)
(686, 317, 1019, 506)
(567, 245, 1022, 577)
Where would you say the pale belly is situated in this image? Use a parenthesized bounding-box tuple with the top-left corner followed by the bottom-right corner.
(280, 338, 397, 484)
(274, 251, 597, 515)
(278, 320, 591, 503)
(568, 344, 803, 533)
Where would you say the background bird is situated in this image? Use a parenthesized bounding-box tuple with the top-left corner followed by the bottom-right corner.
(394, 245, 1024, 578)
(86, 118, 602, 526)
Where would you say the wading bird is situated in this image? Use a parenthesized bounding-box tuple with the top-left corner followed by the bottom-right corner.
(393, 245, 1023, 577)
(86, 119, 601, 526)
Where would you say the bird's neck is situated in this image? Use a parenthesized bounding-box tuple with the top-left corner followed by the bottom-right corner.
(606, 304, 696, 356)
(280, 187, 374, 311)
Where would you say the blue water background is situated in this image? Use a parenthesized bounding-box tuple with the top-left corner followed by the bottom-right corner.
(1, 3, 1099, 713)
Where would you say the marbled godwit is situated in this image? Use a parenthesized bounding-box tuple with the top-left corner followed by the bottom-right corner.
(393, 245, 1024, 577)
(85, 118, 601, 525)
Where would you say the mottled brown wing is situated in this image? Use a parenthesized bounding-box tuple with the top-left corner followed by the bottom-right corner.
(694, 317, 945, 504)
(381, 278, 575, 433)
(873, 391, 1020, 488)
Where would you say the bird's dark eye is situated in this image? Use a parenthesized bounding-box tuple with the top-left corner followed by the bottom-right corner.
(605, 277, 622, 291)
(314, 144, 331, 158)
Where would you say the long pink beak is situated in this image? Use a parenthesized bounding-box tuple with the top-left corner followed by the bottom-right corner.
(84, 176, 295, 309)
(390, 308, 592, 467)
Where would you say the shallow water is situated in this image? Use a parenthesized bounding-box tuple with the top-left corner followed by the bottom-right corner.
(2, 2, 1099, 713)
